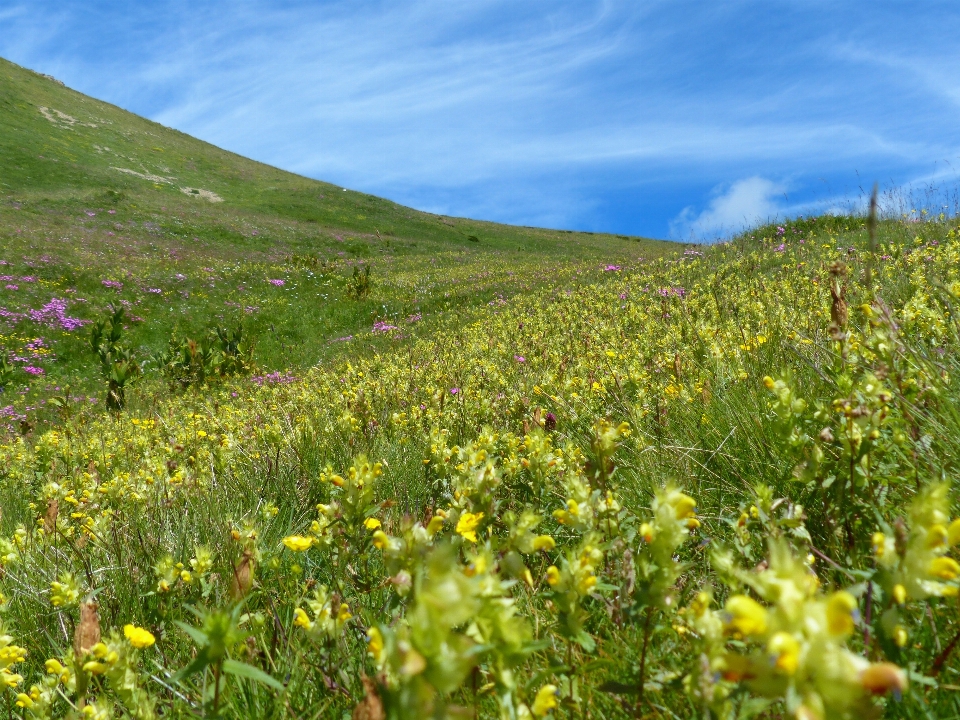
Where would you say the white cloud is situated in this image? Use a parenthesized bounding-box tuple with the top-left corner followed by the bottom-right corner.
(670, 177, 786, 240)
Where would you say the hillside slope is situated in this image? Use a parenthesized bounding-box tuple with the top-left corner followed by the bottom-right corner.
(0, 56, 673, 414)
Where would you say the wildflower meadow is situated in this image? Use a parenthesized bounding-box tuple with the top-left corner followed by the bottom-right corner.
(1, 57, 959, 719)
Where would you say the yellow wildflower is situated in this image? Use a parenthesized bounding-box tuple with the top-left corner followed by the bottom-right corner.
(123, 624, 156, 649)
(456, 512, 484, 543)
(282, 535, 314, 552)
(531, 684, 558, 717)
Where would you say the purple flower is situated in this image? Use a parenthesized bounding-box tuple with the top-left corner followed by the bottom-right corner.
(102, 280, 123, 290)
(406, 313, 422, 323)
(450, 387, 460, 395)
(108, 210, 116, 215)
(5, 285, 17, 291)
(85, 211, 96, 217)
(23, 366, 45, 376)
(372, 321, 398, 333)
(269, 279, 285, 287)
(514, 355, 526, 363)
(603, 265, 622, 272)
(146, 288, 162, 294)
(774, 243, 786, 253)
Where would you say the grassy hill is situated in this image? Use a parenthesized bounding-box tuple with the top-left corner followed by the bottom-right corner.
(0, 55, 671, 423)
(1, 57, 959, 719)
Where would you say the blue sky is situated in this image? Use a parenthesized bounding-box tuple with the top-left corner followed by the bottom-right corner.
(3, 1, 960, 240)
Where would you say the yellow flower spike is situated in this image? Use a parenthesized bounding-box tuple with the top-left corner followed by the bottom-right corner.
(282, 535, 314, 552)
(892, 584, 907, 605)
(293, 608, 312, 629)
(929, 556, 960, 581)
(523, 568, 534, 587)
(456, 512, 484, 543)
(722, 595, 768, 638)
(180, 570, 192, 583)
(371, 531, 389, 550)
(762, 376, 775, 390)
(639, 523, 654, 543)
(363, 518, 381, 531)
(366, 627, 383, 660)
(546, 566, 561, 587)
(532, 535, 556, 551)
(948, 518, 960, 547)
(15, 693, 34, 709)
(826, 591, 858, 636)
(686, 517, 701, 530)
(123, 624, 156, 649)
(926, 524, 948, 549)
(44, 659, 64, 675)
(531, 684, 559, 717)
(767, 632, 800, 674)
(337, 604, 353, 623)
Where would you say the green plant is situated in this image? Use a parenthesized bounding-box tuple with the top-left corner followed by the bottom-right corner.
(347, 264, 372, 300)
(90, 306, 139, 411)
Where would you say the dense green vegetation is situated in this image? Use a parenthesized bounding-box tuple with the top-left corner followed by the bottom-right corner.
(1, 57, 959, 720)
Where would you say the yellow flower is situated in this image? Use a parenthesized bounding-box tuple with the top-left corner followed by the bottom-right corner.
(364, 518, 381, 530)
(826, 591, 858, 636)
(546, 566, 561, 586)
(670, 492, 696, 519)
(282, 535, 314, 552)
(123, 624, 156, 649)
(767, 632, 800, 674)
(948, 518, 960, 546)
(871, 532, 886, 557)
(532, 535, 556, 551)
(722, 595, 768, 638)
(892, 584, 907, 605)
(531, 684, 558, 717)
(926, 524, 948, 549)
(372, 531, 389, 550)
(893, 625, 908, 647)
(337, 603, 353, 623)
(860, 662, 908, 696)
(426, 513, 446, 535)
(456, 512, 484, 543)
(293, 608, 312, 629)
(929, 556, 960, 581)
(367, 627, 384, 660)
(639, 523, 654, 543)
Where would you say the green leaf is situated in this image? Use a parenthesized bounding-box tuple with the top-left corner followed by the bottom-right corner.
(172, 650, 211, 683)
(174, 620, 209, 647)
(222, 659, 285, 691)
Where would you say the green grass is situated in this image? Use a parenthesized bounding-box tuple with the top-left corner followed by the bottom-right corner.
(0, 55, 673, 425)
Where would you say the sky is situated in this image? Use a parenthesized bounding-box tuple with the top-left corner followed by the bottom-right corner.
(3, 1, 960, 240)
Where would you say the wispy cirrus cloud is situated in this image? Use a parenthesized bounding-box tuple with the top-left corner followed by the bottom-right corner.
(3, 1, 960, 238)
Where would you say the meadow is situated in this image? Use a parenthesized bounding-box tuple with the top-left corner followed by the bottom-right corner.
(1, 58, 959, 719)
